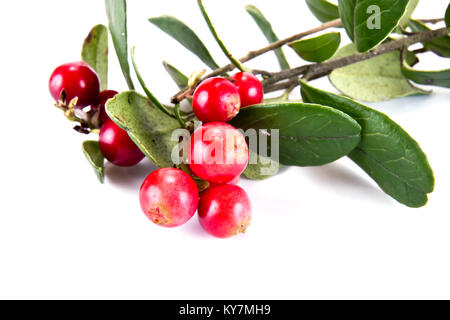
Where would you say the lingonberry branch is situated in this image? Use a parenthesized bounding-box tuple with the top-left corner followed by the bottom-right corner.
(417, 18, 444, 24)
(171, 18, 343, 103)
(262, 27, 449, 90)
(171, 18, 448, 103)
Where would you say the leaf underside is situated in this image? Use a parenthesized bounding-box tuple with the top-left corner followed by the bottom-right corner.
(82, 141, 105, 183)
(105, 92, 181, 168)
(329, 44, 428, 102)
(301, 82, 434, 208)
(81, 24, 109, 91)
(244, 150, 281, 180)
(399, 0, 419, 28)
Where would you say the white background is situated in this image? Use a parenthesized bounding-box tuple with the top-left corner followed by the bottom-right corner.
(0, 0, 449, 299)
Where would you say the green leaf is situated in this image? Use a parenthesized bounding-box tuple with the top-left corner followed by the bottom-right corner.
(245, 5, 290, 70)
(149, 15, 220, 70)
(82, 141, 105, 184)
(446, 3, 450, 29)
(301, 81, 434, 208)
(305, 0, 340, 23)
(105, 92, 181, 168)
(401, 56, 450, 88)
(131, 47, 172, 117)
(244, 150, 281, 180)
(338, 0, 410, 52)
(399, 0, 419, 27)
(162, 61, 189, 89)
(329, 44, 428, 102)
(105, 0, 134, 90)
(230, 102, 362, 167)
(197, 0, 245, 72)
(81, 24, 109, 91)
(289, 32, 341, 62)
(409, 19, 450, 58)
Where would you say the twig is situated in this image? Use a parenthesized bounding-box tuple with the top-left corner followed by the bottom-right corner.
(262, 27, 449, 87)
(264, 78, 302, 94)
(418, 18, 444, 24)
(171, 18, 342, 103)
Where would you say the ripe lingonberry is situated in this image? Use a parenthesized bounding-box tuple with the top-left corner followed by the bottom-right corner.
(198, 184, 252, 238)
(188, 122, 249, 185)
(192, 77, 241, 122)
(99, 118, 145, 167)
(93, 90, 118, 126)
(49, 62, 100, 107)
(231, 72, 264, 108)
(139, 168, 199, 228)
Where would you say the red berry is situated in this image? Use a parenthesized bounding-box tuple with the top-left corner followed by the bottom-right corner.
(99, 119, 145, 167)
(231, 72, 264, 108)
(188, 122, 249, 185)
(49, 62, 100, 107)
(192, 77, 241, 122)
(198, 185, 252, 238)
(93, 90, 118, 126)
(139, 168, 199, 228)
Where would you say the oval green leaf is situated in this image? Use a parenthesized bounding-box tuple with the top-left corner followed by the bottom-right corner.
(446, 3, 450, 29)
(105, 92, 181, 168)
(197, 0, 245, 72)
(245, 5, 290, 70)
(301, 81, 434, 208)
(329, 44, 428, 102)
(149, 15, 220, 70)
(105, 0, 134, 90)
(305, 0, 340, 23)
(244, 150, 281, 180)
(409, 19, 450, 58)
(82, 140, 105, 184)
(230, 102, 362, 167)
(163, 61, 189, 89)
(289, 32, 341, 62)
(338, 0, 409, 52)
(81, 24, 109, 91)
(401, 60, 450, 88)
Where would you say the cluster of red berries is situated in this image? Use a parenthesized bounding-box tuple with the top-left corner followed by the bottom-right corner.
(50, 61, 263, 238)
(49, 62, 145, 166)
(141, 73, 263, 238)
